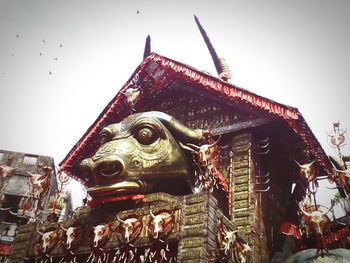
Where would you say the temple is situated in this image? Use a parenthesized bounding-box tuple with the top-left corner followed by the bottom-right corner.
(7, 17, 350, 263)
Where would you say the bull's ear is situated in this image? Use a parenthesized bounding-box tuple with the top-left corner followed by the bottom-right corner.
(150, 111, 205, 143)
(100, 127, 113, 144)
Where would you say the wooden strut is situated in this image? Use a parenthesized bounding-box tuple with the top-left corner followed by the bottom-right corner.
(211, 118, 273, 136)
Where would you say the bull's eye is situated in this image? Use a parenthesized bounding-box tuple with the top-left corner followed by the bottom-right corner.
(135, 127, 158, 145)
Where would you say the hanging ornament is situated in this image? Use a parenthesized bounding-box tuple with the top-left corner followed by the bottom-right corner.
(57, 171, 71, 192)
(327, 121, 347, 148)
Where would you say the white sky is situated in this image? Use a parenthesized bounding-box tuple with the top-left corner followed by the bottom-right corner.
(0, 0, 349, 214)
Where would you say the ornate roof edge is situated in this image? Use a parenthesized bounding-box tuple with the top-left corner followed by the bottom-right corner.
(58, 52, 333, 183)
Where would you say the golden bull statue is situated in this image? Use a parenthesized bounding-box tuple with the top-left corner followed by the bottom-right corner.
(80, 111, 209, 200)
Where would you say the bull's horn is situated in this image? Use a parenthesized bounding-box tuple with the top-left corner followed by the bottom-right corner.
(37, 229, 45, 236)
(179, 141, 197, 152)
(116, 215, 125, 224)
(0, 206, 12, 211)
(60, 225, 68, 231)
(138, 214, 144, 221)
(294, 160, 302, 167)
(160, 212, 173, 219)
(150, 209, 156, 219)
(185, 143, 201, 151)
(8, 210, 18, 216)
(323, 200, 335, 216)
(149, 111, 207, 142)
(208, 135, 221, 148)
(298, 202, 311, 217)
(308, 160, 316, 167)
(224, 229, 237, 234)
(334, 168, 350, 176)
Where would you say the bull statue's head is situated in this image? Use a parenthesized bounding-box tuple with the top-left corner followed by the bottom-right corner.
(80, 111, 208, 199)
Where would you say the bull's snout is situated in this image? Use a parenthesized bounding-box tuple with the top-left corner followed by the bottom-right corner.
(95, 158, 125, 178)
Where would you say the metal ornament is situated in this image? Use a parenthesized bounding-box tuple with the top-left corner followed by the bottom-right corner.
(327, 121, 347, 148)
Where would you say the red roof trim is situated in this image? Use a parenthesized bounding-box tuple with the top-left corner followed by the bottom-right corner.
(155, 54, 299, 120)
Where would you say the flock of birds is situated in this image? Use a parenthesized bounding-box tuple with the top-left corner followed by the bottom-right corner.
(1, 10, 141, 79)
(8, 33, 64, 76)
(3, 10, 142, 77)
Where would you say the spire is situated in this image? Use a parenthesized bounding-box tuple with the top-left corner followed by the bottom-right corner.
(143, 35, 151, 59)
(194, 15, 232, 81)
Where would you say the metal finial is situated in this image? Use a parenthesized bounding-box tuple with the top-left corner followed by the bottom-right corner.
(143, 35, 151, 59)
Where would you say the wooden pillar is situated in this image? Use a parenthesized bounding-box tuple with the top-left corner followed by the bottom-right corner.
(177, 192, 218, 262)
(232, 132, 269, 262)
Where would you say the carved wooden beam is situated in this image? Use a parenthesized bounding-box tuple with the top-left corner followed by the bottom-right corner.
(211, 118, 274, 136)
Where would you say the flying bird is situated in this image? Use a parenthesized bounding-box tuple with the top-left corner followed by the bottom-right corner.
(136, 10, 140, 14)
(54, 57, 58, 61)
(43, 40, 46, 44)
(49, 71, 52, 75)
(59, 44, 63, 47)
(16, 34, 19, 38)
(39, 53, 42, 56)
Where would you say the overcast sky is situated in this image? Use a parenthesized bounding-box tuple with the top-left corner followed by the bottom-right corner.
(0, 0, 349, 212)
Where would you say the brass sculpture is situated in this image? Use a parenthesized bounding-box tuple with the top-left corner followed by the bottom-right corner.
(80, 111, 208, 199)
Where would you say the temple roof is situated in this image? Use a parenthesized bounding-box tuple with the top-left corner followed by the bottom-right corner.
(59, 52, 333, 183)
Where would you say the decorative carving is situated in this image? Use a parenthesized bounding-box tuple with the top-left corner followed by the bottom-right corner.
(298, 199, 334, 256)
(116, 214, 143, 243)
(148, 209, 175, 240)
(36, 224, 62, 261)
(217, 218, 252, 262)
(28, 164, 51, 200)
(180, 135, 228, 193)
(87, 220, 114, 263)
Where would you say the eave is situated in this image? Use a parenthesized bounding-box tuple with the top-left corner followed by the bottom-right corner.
(58, 52, 333, 183)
